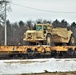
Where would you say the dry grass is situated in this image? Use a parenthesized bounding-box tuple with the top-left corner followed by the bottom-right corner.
(21, 72, 76, 75)
(4, 61, 36, 64)
(4, 60, 48, 64)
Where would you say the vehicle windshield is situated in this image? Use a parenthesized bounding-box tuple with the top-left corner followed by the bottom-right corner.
(36, 25, 42, 31)
(43, 25, 47, 30)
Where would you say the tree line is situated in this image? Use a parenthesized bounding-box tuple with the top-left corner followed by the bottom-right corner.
(0, 1, 76, 46)
(0, 19, 76, 46)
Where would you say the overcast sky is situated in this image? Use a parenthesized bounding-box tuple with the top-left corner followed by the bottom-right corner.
(7, 0, 76, 23)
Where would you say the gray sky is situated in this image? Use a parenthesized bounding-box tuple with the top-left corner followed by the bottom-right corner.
(7, 0, 76, 23)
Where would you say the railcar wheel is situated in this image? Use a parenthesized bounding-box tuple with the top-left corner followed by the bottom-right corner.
(51, 50, 57, 57)
(67, 48, 74, 57)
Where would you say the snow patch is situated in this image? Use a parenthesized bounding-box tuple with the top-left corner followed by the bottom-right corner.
(0, 58, 76, 74)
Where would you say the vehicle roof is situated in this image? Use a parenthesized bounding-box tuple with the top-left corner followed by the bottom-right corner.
(36, 24, 52, 26)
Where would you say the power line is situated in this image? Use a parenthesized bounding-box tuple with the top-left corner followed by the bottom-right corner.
(11, 2, 76, 13)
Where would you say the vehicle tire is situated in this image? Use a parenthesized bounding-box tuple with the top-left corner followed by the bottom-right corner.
(46, 34, 53, 45)
(69, 34, 76, 46)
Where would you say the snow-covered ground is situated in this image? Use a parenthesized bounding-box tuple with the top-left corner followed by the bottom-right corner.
(0, 58, 76, 74)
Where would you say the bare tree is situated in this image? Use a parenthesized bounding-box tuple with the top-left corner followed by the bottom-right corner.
(0, 0, 10, 24)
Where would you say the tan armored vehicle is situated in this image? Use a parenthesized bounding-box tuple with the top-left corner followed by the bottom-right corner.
(23, 24, 75, 46)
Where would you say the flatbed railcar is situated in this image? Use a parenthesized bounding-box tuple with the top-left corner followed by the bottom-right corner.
(0, 45, 76, 59)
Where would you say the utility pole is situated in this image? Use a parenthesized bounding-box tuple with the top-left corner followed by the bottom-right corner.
(4, 0, 7, 46)
(0, 0, 8, 45)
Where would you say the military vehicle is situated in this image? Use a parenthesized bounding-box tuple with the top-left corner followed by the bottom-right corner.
(23, 24, 75, 46)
